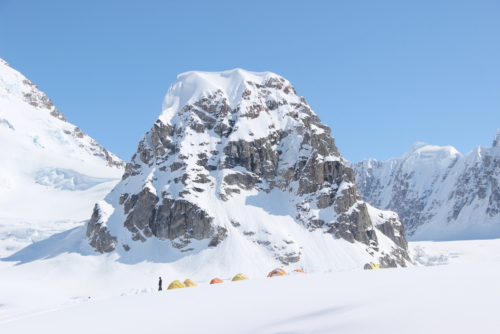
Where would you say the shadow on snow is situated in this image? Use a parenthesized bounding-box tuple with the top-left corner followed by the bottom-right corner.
(1, 226, 89, 265)
(1, 225, 211, 265)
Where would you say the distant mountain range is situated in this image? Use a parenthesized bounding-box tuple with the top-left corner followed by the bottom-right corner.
(351, 130, 500, 241)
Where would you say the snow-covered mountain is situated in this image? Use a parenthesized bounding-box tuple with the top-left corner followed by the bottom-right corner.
(0, 58, 125, 256)
(351, 130, 500, 241)
(84, 69, 411, 272)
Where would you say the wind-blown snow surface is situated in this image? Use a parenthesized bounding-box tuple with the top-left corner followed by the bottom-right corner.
(351, 133, 500, 241)
(84, 68, 410, 272)
(1, 239, 499, 334)
(0, 58, 124, 256)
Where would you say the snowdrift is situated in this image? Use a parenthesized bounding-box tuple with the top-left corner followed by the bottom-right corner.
(1, 258, 499, 334)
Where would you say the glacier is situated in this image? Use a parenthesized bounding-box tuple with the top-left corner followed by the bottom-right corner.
(0, 58, 125, 257)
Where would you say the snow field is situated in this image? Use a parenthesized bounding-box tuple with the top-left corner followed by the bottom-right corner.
(1, 239, 499, 332)
(1, 257, 499, 334)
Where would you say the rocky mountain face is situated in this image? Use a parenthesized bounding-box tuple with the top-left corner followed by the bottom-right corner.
(86, 69, 411, 270)
(351, 130, 500, 241)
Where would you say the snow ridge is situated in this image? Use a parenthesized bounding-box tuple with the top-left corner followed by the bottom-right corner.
(351, 130, 500, 240)
(493, 129, 500, 148)
(0, 58, 125, 169)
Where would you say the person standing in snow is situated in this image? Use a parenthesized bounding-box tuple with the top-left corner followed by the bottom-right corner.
(158, 277, 162, 291)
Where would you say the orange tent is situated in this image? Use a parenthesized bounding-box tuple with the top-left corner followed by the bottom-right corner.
(267, 268, 287, 277)
(210, 278, 223, 284)
(293, 269, 306, 274)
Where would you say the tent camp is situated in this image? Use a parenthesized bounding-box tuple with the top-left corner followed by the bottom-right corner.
(267, 268, 287, 277)
(184, 279, 197, 287)
(231, 273, 248, 281)
(364, 262, 380, 270)
(293, 269, 306, 274)
(167, 280, 186, 290)
(210, 278, 223, 284)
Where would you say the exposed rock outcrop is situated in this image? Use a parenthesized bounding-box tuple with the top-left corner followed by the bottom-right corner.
(86, 69, 411, 269)
(86, 202, 117, 253)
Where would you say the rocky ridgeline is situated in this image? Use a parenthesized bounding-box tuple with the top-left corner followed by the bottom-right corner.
(87, 69, 410, 268)
(0, 58, 124, 169)
(351, 129, 500, 240)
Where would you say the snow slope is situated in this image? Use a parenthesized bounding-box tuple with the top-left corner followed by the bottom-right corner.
(351, 131, 500, 241)
(0, 58, 125, 256)
(1, 238, 499, 334)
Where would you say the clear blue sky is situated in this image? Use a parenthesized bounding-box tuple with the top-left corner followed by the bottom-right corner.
(1, 1, 499, 162)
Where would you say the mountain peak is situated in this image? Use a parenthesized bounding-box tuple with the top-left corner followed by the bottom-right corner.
(404, 142, 429, 157)
(0, 58, 10, 67)
(176, 68, 279, 82)
(0, 58, 124, 169)
(0, 58, 67, 122)
(493, 129, 500, 148)
(85, 70, 411, 272)
(403, 141, 460, 163)
(162, 69, 294, 114)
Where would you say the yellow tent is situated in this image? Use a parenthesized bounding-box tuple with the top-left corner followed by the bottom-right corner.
(167, 280, 186, 289)
(267, 268, 287, 277)
(363, 262, 380, 270)
(231, 273, 248, 281)
(184, 279, 197, 287)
